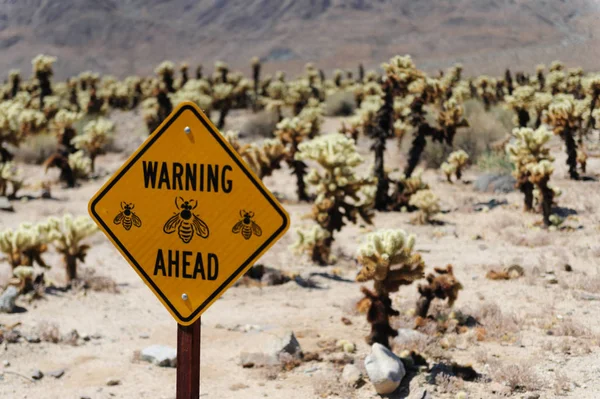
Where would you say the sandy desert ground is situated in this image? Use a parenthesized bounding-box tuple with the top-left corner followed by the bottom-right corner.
(1, 110, 600, 399)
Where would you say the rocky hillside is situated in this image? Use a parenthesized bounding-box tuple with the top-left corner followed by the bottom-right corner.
(1, 0, 599, 78)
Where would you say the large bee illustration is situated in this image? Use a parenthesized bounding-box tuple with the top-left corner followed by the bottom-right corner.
(163, 197, 209, 244)
(113, 202, 142, 231)
(232, 210, 262, 240)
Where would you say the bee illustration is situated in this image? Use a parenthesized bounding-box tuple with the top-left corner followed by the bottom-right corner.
(163, 197, 209, 244)
(113, 202, 142, 231)
(232, 210, 262, 240)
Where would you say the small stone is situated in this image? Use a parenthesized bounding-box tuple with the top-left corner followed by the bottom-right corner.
(139, 334, 150, 339)
(48, 369, 65, 379)
(2, 360, 10, 367)
(521, 394, 540, 399)
(564, 264, 573, 272)
(106, 378, 121, 386)
(5, 330, 21, 343)
(26, 335, 41, 344)
(364, 343, 406, 395)
(456, 392, 467, 399)
(0, 197, 13, 211)
(0, 286, 19, 313)
(140, 345, 177, 367)
(342, 364, 363, 387)
(326, 352, 354, 365)
(341, 317, 352, 325)
(239, 352, 279, 368)
(276, 332, 302, 359)
(544, 274, 559, 284)
(31, 369, 43, 380)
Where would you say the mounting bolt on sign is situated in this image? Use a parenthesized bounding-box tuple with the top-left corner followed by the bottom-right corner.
(88, 101, 289, 398)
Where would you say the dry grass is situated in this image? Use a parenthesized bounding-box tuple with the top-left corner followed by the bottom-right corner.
(239, 110, 279, 139)
(434, 373, 465, 394)
(489, 360, 544, 392)
(324, 91, 356, 116)
(420, 100, 512, 168)
(14, 133, 58, 165)
(468, 303, 520, 341)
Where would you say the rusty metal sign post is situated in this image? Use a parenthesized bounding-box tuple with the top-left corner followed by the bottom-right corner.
(89, 101, 289, 397)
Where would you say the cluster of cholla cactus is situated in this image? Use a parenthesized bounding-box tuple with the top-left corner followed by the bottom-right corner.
(293, 134, 375, 265)
(274, 99, 323, 201)
(507, 127, 560, 226)
(441, 150, 469, 182)
(382, 56, 470, 178)
(72, 118, 114, 172)
(0, 220, 55, 269)
(355, 229, 425, 348)
(0, 215, 97, 289)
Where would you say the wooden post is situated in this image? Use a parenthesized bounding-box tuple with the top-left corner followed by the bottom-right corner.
(177, 318, 201, 398)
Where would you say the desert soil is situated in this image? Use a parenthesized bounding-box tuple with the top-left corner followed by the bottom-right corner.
(1, 111, 599, 399)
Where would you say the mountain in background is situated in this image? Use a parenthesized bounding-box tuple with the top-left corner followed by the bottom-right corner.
(1, 0, 599, 79)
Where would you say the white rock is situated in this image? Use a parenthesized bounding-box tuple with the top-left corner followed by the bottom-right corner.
(0, 286, 19, 313)
(140, 345, 177, 367)
(364, 343, 406, 395)
(342, 364, 363, 387)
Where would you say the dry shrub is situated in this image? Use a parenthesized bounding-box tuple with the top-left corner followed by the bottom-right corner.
(324, 91, 356, 116)
(312, 374, 355, 398)
(477, 151, 513, 174)
(13, 133, 58, 164)
(434, 373, 465, 394)
(420, 100, 511, 168)
(504, 230, 551, 248)
(489, 360, 543, 392)
(239, 110, 278, 139)
(551, 317, 592, 338)
(469, 303, 520, 341)
(553, 370, 571, 394)
(570, 274, 600, 293)
(37, 321, 60, 343)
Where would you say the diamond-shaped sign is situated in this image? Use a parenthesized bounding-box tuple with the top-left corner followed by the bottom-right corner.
(89, 101, 289, 325)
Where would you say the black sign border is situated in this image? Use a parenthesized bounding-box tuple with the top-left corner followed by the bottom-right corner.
(90, 104, 289, 323)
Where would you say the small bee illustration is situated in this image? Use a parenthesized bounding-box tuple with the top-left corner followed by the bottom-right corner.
(232, 210, 262, 240)
(113, 202, 142, 231)
(163, 197, 209, 244)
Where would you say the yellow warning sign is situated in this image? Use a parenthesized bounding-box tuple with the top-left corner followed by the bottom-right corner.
(89, 101, 289, 325)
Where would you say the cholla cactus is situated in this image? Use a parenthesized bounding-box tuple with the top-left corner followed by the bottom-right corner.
(504, 85, 536, 127)
(355, 229, 425, 348)
(240, 139, 286, 179)
(155, 61, 175, 92)
(291, 225, 331, 264)
(507, 127, 558, 226)
(68, 150, 92, 181)
(440, 150, 469, 182)
(48, 214, 98, 283)
(171, 79, 212, 112)
(32, 54, 56, 108)
(73, 118, 114, 172)
(389, 170, 429, 211)
(0, 221, 53, 268)
(543, 94, 582, 179)
(408, 189, 440, 224)
(212, 82, 234, 129)
(0, 161, 23, 198)
(416, 265, 463, 319)
(275, 117, 311, 201)
(52, 109, 82, 152)
(295, 134, 374, 264)
(0, 99, 46, 160)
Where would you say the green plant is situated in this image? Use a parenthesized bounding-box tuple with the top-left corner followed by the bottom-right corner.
(72, 118, 114, 172)
(408, 189, 440, 224)
(507, 127, 559, 226)
(48, 214, 98, 284)
(355, 229, 425, 348)
(441, 150, 469, 182)
(294, 134, 374, 264)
